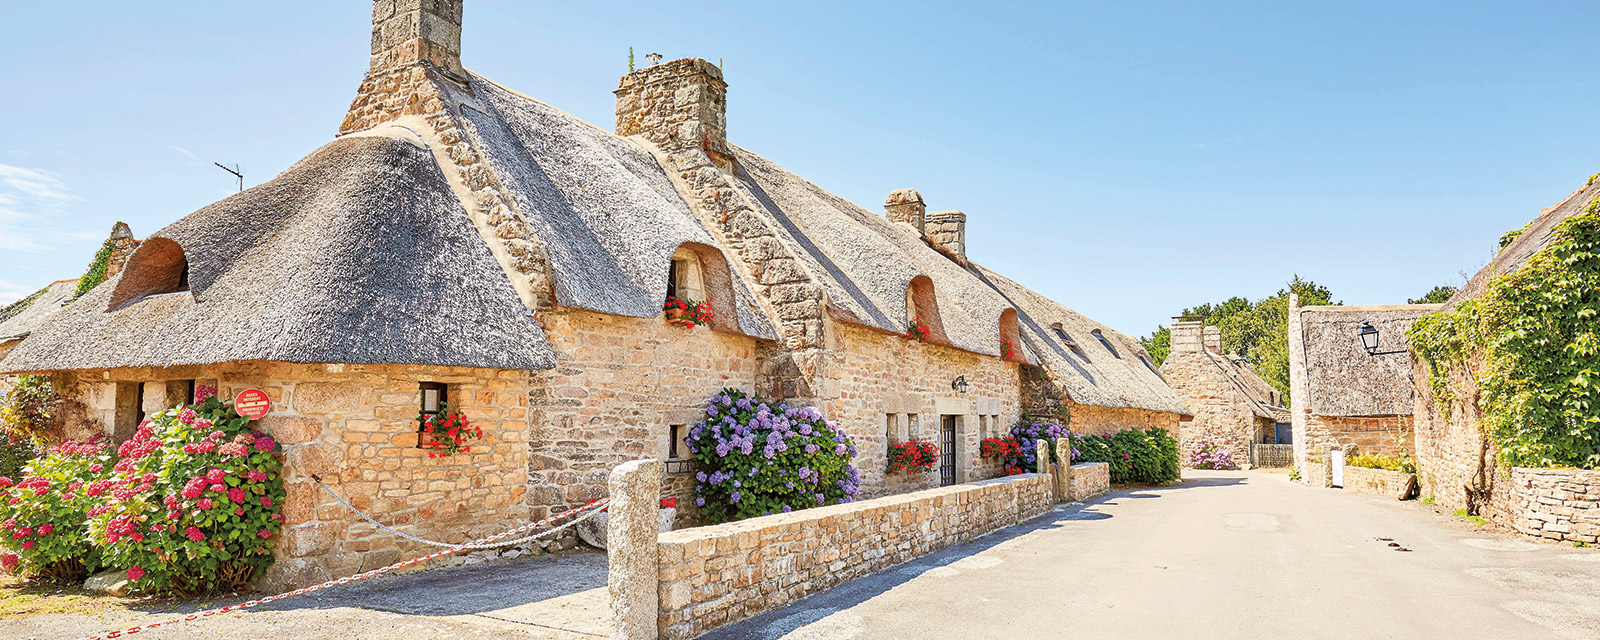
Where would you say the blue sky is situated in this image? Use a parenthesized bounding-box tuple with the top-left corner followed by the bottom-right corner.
(0, 1, 1593, 337)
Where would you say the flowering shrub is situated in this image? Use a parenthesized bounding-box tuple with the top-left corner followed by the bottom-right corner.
(419, 404, 480, 458)
(687, 389, 860, 523)
(0, 374, 57, 444)
(663, 296, 715, 327)
(1000, 339, 1015, 360)
(906, 317, 930, 342)
(887, 439, 939, 475)
(1346, 452, 1417, 474)
(88, 396, 286, 594)
(1007, 420, 1069, 472)
(979, 436, 1019, 460)
(1071, 428, 1180, 484)
(0, 435, 115, 581)
(659, 497, 677, 510)
(1186, 436, 1236, 470)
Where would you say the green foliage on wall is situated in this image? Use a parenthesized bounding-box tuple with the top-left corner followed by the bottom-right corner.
(72, 238, 116, 299)
(1410, 196, 1600, 469)
(1141, 275, 1338, 406)
(1409, 285, 1457, 304)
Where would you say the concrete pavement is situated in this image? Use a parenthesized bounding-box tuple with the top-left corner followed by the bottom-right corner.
(704, 470, 1600, 640)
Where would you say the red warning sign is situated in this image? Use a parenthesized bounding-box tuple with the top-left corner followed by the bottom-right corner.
(234, 388, 272, 420)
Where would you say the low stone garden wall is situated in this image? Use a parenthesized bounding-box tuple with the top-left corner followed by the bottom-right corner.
(1504, 467, 1600, 545)
(1069, 462, 1109, 500)
(1342, 466, 1416, 500)
(1303, 459, 1330, 488)
(653, 473, 1055, 639)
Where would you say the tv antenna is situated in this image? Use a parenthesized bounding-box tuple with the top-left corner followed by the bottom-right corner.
(213, 162, 243, 192)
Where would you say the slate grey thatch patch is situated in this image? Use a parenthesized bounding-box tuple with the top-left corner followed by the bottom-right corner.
(0, 135, 553, 373)
(1295, 304, 1440, 417)
(458, 75, 775, 340)
(974, 266, 1190, 415)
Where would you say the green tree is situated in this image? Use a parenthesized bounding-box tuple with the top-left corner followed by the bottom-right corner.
(1408, 285, 1456, 304)
(1141, 326, 1171, 365)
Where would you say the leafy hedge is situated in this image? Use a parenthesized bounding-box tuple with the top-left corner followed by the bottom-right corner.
(687, 389, 860, 523)
(1410, 197, 1600, 468)
(1071, 428, 1180, 484)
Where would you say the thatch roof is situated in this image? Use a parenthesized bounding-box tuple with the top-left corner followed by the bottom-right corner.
(0, 280, 78, 343)
(1455, 178, 1600, 302)
(729, 147, 1024, 359)
(1206, 351, 1285, 421)
(453, 74, 777, 340)
(0, 135, 554, 373)
(1294, 304, 1441, 417)
(975, 267, 1190, 415)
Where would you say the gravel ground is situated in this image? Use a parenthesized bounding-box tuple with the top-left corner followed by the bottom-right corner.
(1, 551, 609, 640)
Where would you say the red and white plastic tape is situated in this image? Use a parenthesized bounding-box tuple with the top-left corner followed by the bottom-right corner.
(77, 499, 608, 640)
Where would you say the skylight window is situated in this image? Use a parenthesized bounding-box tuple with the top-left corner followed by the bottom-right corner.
(1091, 329, 1120, 358)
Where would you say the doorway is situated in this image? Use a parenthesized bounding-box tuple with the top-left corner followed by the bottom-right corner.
(939, 415, 957, 487)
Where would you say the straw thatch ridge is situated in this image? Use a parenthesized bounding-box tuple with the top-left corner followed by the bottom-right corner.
(973, 266, 1190, 415)
(729, 145, 1025, 360)
(456, 74, 776, 340)
(0, 135, 555, 373)
(1294, 304, 1441, 417)
(0, 280, 78, 343)
(1454, 178, 1600, 302)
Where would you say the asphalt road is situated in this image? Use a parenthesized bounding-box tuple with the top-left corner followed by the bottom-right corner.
(704, 470, 1600, 640)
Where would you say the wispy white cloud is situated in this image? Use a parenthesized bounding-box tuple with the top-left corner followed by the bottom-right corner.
(0, 162, 84, 253)
(169, 146, 204, 167)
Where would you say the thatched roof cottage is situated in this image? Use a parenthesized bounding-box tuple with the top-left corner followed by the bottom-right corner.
(0, 0, 1187, 587)
(1160, 321, 1287, 467)
(1287, 298, 1442, 472)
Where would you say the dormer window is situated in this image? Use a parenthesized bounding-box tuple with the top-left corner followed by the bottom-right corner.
(998, 309, 1021, 362)
(667, 248, 706, 303)
(904, 275, 947, 345)
(1091, 329, 1120, 358)
(106, 237, 190, 311)
(1051, 323, 1075, 346)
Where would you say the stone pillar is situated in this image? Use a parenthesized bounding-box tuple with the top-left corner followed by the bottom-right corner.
(370, 0, 465, 77)
(1053, 437, 1073, 502)
(607, 459, 660, 640)
(1035, 440, 1050, 475)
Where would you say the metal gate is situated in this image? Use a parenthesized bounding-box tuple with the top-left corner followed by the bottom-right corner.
(940, 415, 956, 486)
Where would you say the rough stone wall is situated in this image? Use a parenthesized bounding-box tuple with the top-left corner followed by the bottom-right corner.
(54, 361, 529, 590)
(655, 473, 1055, 640)
(528, 310, 760, 525)
(1410, 348, 1505, 516)
(825, 322, 1018, 497)
(1067, 402, 1180, 437)
(369, 0, 464, 77)
(1302, 414, 1414, 460)
(1343, 466, 1415, 499)
(1069, 461, 1110, 500)
(1161, 349, 1265, 467)
(1505, 467, 1600, 544)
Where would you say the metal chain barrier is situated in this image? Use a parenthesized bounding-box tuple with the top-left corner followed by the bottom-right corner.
(76, 497, 609, 640)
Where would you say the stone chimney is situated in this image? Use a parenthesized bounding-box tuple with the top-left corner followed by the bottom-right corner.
(104, 222, 140, 280)
(370, 0, 464, 78)
(1203, 326, 1222, 353)
(923, 210, 967, 263)
(1171, 320, 1204, 354)
(884, 189, 926, 229)
(615, 58, 731, 170)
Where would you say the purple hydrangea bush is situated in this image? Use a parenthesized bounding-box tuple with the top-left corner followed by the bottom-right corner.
(687, 389, 861, 523)
(1009, 420, 1069, 471)
(1186, 435, 1236, 470)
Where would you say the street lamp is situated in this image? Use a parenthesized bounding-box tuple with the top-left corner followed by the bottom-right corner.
(1357, 321, 1407, 356)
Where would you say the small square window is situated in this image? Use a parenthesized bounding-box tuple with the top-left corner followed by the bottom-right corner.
(420, 382, 448, 415)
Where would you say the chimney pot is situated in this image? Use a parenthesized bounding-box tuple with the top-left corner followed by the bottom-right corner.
(1203, 326, 1222, 353)
(923, 210, 967, 264)
(1171, 320, 1204, 354)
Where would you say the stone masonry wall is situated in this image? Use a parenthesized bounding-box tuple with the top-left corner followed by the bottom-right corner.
(528, 309, 760, 526)
(60, 361, 529, 590)
(1161, 349, 1266, 467)
(1505, 467, 1600, 545)
(1069, 461, 1110, 500)
(1342, 466, 1416, 499)
(1303, 414, 1414, 460)
(825, 322, 1018, 497)
(655, 472, 1056, 639)
(1068, 402, 1181, 437)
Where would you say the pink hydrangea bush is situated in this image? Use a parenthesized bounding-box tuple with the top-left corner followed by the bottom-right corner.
(1187, 436, 1236, 470)
(0, 435, 116, 581)
(89, 395, 286, 594)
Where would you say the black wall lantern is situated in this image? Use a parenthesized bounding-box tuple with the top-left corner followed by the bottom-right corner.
(951, 376, 970, 394)
(1357, 321, 1406, 356)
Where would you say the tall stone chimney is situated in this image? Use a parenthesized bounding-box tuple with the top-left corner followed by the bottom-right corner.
(1203, 326, 1222, 353)
(104, 222, 140, 280)
(923, 210, 967, 263)
(615, 58, 731, 170)
(370, 0, 464, 78)
(884, 189, 926, 229)
(1171, 320, 1204, 354)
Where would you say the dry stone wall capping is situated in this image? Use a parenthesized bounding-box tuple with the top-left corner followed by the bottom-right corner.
(654, 473, 1056, 640)
(1342, 466, 1417, 500)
